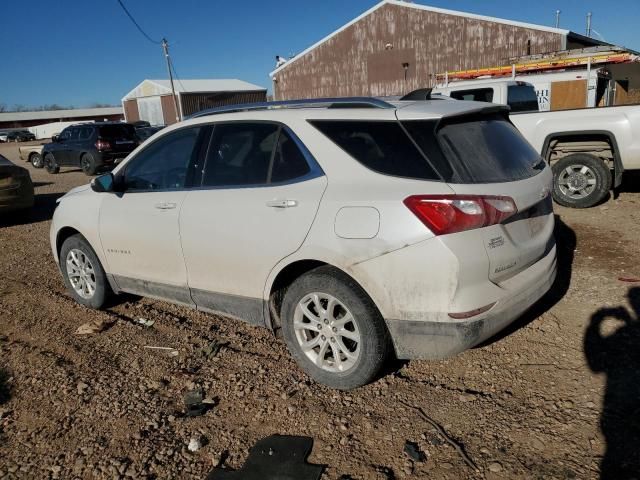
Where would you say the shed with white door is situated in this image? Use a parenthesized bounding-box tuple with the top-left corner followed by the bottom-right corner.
(121, 79, 267, 126)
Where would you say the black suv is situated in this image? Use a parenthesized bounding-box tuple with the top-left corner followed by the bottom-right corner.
(7, 130, 36, 142)
(42, 122, 138, 175)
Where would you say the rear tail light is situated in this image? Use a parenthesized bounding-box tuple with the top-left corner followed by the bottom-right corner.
(95, 139, 112, 151)
(404, 195, 517, 235)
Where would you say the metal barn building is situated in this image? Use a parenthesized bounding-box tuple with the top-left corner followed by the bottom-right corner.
(122, 79, 267, 125)
(270, 0, 607, 100)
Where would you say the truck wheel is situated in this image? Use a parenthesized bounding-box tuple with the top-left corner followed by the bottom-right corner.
(81, 153, 97, 176)
(281, 266, 391, 390)
(552, 153, 611, 208)
(30, 152, 43, 168)
(44, 153, 60, 174)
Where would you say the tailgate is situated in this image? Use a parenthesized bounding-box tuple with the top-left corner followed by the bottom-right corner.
(448, 168, 554, 284)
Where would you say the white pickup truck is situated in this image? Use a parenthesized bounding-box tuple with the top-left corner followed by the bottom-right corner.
(434, 79, 640, 208)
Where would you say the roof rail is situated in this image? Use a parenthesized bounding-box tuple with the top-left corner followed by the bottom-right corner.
(189, 97, 395, 119)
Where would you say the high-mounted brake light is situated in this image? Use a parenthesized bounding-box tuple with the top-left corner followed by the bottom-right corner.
(404, 195, 517, 235)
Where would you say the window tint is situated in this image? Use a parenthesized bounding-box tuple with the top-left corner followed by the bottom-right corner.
(59, 128, 72, 140)
(410, 113, 544, 183)
(99, 124, 137, 140)
(450, 88, 494, 103)
(310, 121, 439, 180)
(202, 123, 279, 187)
(270, 130, 311, 183)
(507, 85, 540, 112)
(78, 127, 93, 140)
(124, 127, 202, 191)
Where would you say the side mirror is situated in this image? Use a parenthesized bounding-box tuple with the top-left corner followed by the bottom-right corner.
(51, 135, 59, 143)
(91, 173, 115, 193)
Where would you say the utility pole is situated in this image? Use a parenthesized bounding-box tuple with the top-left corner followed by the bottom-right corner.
(161, 38, 181, 123)
(555, 10, 561, 28)
(586, 12, 592, 37)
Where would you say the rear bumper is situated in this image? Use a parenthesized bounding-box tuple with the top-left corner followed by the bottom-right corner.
(0, 182, 35, 212)
(385, 243, 557, 359)
(96, 151, 134, 167)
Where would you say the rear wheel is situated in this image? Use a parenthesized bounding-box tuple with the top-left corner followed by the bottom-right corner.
(552, 153, 611, 208)
(281, 266, 390, 390)
(30, 152, 43, 168)
(60, 234, 111, 309)
(80, 153, 97, 176)
(44, 153, 60, 174)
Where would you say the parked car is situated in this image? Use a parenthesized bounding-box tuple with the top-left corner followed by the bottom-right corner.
(42, 122, 138, 176)
(135, 125, 164, 143)
(19, 143, 47, 168)
(0, 132, 9, 143)
(435, 79, 640, 208)
(5, 130, 36, 142)
(0, 153, 34, 214)
(50, 97, 557, 389)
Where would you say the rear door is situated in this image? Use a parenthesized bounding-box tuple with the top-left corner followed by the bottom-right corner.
(179, 122, 327, 322)
(402, 112, 553, 284)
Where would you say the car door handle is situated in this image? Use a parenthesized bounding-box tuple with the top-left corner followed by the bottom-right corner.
(154, 202, 177, 210)
(266, 199, 298, 208)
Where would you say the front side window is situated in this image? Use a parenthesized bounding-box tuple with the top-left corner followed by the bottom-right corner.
(124, 126, 202, 191)
(78, 127, 93, 140)
(450, 88, 494, 103)
(59, 128, 72, 141)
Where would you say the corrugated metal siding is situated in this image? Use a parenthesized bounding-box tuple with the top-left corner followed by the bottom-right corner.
(161, 95, 179, 125)
(179, 91, 267, 117)
(123, 99, 139, 122)
(274, 3, 564, 99)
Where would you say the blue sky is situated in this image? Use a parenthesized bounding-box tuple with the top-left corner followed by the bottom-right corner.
(1, 0, 638, 109)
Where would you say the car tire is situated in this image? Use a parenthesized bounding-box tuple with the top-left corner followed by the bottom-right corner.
(60, 234, 111, 309)
(44, 153, 60, 174)
(281, 266, 391, 390)
(30, 152, 43, 168)
(551, 153, 611, 208)
(81, 153, 97, 176)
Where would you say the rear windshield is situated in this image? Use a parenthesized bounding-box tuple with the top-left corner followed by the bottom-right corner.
(507, 85, 539, 112)
(312, 114, 544, 184)
(98, 124, 136, 139)
(405, 113, 544, 183)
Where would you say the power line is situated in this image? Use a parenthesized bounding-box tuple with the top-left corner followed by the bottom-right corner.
(116, 0, 161, 45)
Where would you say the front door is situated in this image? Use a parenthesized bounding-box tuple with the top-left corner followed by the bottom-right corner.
(98, 125, 209, 306)
(180, 123, 327, 323)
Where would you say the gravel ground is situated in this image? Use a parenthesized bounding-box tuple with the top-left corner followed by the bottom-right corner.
(1, 141, 640, 479)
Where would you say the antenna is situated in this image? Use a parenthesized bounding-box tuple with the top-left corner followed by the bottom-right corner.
(586, 12, 592, 37)
(555, 10, 561, 28)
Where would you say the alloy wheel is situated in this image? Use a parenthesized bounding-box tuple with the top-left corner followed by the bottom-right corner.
(293, 292, 361, 373)
(66, 249, 96, 299)
(557, 164, 597, 199)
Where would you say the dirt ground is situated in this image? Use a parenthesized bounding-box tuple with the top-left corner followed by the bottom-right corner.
(1, 140, 640, 480)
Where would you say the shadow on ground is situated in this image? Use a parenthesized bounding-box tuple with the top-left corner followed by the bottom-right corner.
(0, 192, 64, 227)
(585, 286, 640, 479)
(0, 368, 11, 405)
(480, 215, 576, 346)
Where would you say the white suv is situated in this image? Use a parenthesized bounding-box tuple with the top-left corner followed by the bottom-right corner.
(50, 97, 557, 389)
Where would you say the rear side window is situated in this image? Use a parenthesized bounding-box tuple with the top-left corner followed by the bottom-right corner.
(405, 114, 543, 184)
(507, 85, 539, 112)
(450, 88, 494, 103)
(99, 124, 137, 140)
(202, 123, 279, 187)
(310, 121, 439, 180)
(270, 130, 310, 183)
(78, 127, 93, 140)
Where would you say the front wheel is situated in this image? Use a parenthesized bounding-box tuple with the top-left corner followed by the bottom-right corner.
(552, 153, 612, 208)
(281, 266, 391, 390)
(60, 234, 111, 309)
(44, 153, 60, 174)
